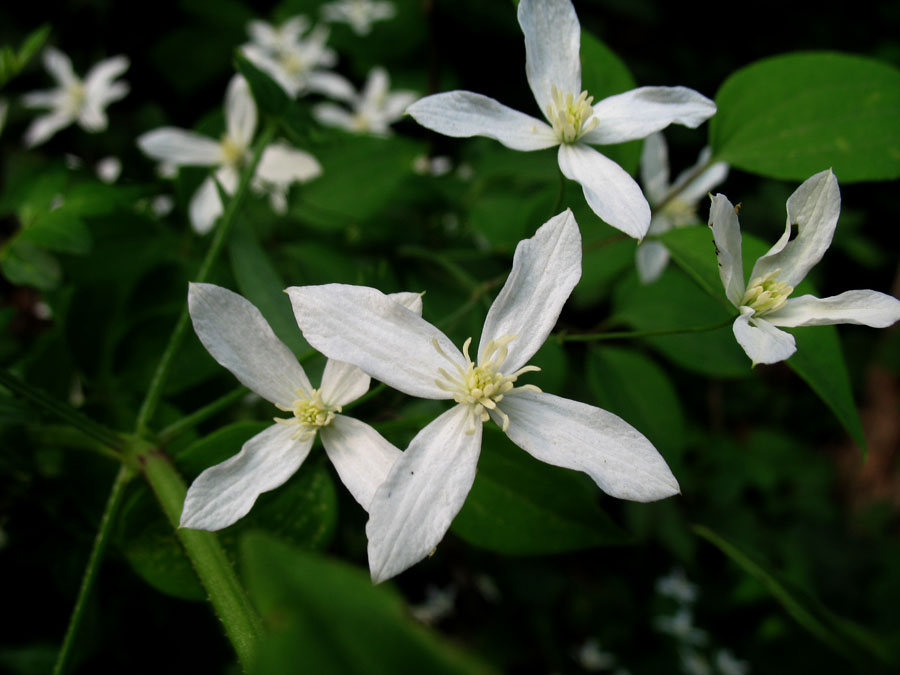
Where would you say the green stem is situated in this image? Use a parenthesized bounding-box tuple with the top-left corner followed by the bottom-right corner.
(53, 465, 135, 675)
(157, 386, 248, 444)
(134, 121, 279, 437)
(559, 316, 736, 343)
(398, 245, 482, 293)
(0, 369, 123, 452)
(126, 438, 263, 669)
(342, 382, 386, 412)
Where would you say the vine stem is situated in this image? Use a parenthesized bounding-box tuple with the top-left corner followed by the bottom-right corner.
(133, 120, 279, 437)
(157, 385, 247, 444)
(53, 465, 135, 675)
(558, 315, 735, 343)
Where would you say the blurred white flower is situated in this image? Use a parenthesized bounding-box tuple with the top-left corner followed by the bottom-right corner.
(247, 15, 311, 53)
(575, 638, 617, 671)
(150, 195, 175, 217)
(22, 48, 129, 147)
(137, 76, 320, 233)
(680, 648, 712, 675)
(96, 156, 122, 183)
(409, 584, 456, 625)
(714, 649, 749, 675)
(636, 133, 728, 283)
(654, 608, 708, 645)
(709, 169, 900, 365)
(655, 567, 698, 605)
(313, 66, 416, 136)
(321, 0, 396, 35)
(412, 154, 453, 176)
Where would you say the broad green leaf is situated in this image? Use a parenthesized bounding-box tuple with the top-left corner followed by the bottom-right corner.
(16, 24, 51, 66)
(659, 225, 729, 303)
(693, 524, 896, 666)
(235, 51, 290, 118)
(0, 239, 61, 290)
(588, 346, 686, 455)
(243, 533, 496, 675)
(20, 210, 91, 254)
(710, 52, 900, 182)
(451, 428, 630, 554)
(228, 224, 309, 354)
(119, 421, 337, 601)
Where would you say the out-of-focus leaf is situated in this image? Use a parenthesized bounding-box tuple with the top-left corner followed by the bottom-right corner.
(0, 239, 61, 290)
(694, 524, 896, 666)
(452, 428, 630, 554)
(235, 51, 290, 118)
(710, 52, 900, 182)
(0, 24, 50, 87)
(242, 533, 497, 675)
(19, 210, 90, 254)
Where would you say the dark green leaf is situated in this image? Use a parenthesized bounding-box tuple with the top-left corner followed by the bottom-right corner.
(0, 239, 61, 290)
(20, 210, 91, 254)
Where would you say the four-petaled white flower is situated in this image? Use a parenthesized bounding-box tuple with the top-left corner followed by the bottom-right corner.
(180, 283, 423, 530)
(406, 0, 716, 240)
(137, 75, 322, 234)
(312, 67, 416, 136)
(241, 16, 352, 101)
(321, 0, 396, 36)
(287, 210, 680, 582)
(709, 169, 900, 366)
(22, 47, 129, 148)
(637, 132, 728, 283)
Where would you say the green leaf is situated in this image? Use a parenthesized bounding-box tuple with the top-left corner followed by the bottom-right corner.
(20, 210, 91, 254)
(710, 52, 900, 182)
(235, 51, 290, 118)
(243, 534, 496, 675)
(0, 239, 61, 290)
(588, 346, 686, 455)
(693, 524, 896, 666)
(16, 24, 51, 66)
(451, 428, 630, 554)
(119, 421, 337, 601)
(228, 224, 309, 354)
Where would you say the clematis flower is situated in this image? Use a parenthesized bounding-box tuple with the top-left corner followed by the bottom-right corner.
(180, 283, 423, 530)
(22, 47, 129, 148)
(312, 66, 416, 136)
(137, 75, 321, 233)
(246, 15, 312, 54)
(287, 210, 680, 582)
(406, 0, 715, 240)
(321, 0, 396, 35)
(709, 169, 900, 366)
(636, 133, 728, 283)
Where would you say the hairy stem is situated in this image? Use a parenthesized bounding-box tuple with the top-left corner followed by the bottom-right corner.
(559, 316, 735, 343)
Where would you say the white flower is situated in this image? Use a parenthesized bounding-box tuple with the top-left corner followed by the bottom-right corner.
(575, 638, 617, 671)
(679, 648, 712, 675)
(287, 210, 680, 582)
(321, 0, 396, 35)
(654, 608, 708, 645)
(180, 283, 423, 530)
(655, 567, 699, 605)
(137, 76, 321, 234)
(709, 169, 900, 366)
(636, 133, 728, 283)
(405, 0, 715, 240)
(96, 156, 122, 183)
(313, 66, 416, 136)
(22, 47, 129, 147)
(409, 584, 456, 624)
(247, 15, 312, 53)
(714, 649, 749, 675)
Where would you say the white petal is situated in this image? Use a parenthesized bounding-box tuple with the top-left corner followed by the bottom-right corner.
(557, 143, 650, 239)
(312, 103, 355, 131)
(306, 71, 358, 102)
(241, 46, 302, 98)
(640, 132, 670, 205)
(321, 415, 401, 510)
(84, 55, 129, 97)
(708, 193, 746, 307)
(24, 112, 73, 147)
(497, 390, 680, 502)
(137, 128, 224, 166)
(750, 169, 840, 288)
(255, 142, 322, 184)
(43, 47, 77, 86)
(21, 89, 63, 109)
(366, 404, 481, 582)
(362, 67, 390, 104)
(636, 239, 671, 284)
(189, 177, 224, 235)
(180, 423, 312, 530)
(582, 86, 716, 145)
(732, 310, 796, 366)
(387, 291, 424, 316)
(518, 0, 581, 115)
(77, 101, 109, 132)
(225, 75, 257, 147)
(286, 284, 459, 400)
(479, 209, 581, 372)
(320, 360, 370, 408)
(188, 282, 312, 406)
(407, 91, 558, 151)
(672, 147, 729, 205)
(766, 291, 900, 328)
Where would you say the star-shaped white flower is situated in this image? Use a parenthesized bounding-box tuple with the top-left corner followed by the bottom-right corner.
(709, 169, 900, 366)
(246, 15, 312, 54)
(312, 66, 416, 136)
(406, 0, 715, 240)
(137, 75, 321, 234)
(321, 0, 396, 36)
(287, 210, 680, 582)
(22, 47, 129, 148)
(636, 132, 728, 283)
(180, 283, 423, 530)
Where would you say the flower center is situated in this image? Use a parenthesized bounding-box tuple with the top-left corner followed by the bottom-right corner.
(741, 269, 793, 316)
(65, 81, 86, 115)
(545, 86, 599, 144)
(279, 50, 308, 76)
(660, 197, 697, 227)
(220, 135, 246, 167)
(432, 334, 541, 434)
(274, 387, 339, 441)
